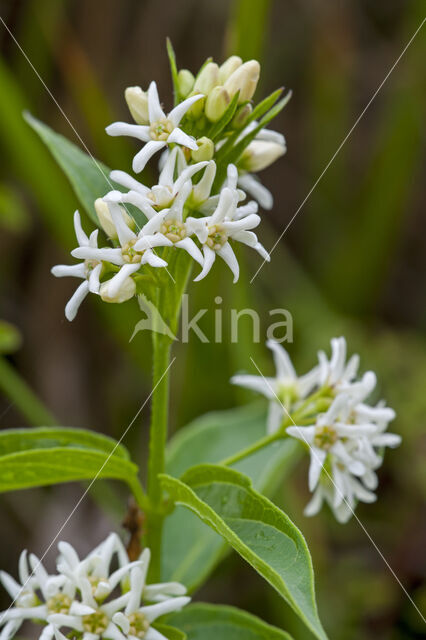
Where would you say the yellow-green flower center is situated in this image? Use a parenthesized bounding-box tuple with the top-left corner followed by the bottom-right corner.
(161, 219, 186, 243)
(149, 118, 173, 141)
(206, 225, 227, 251)
(82, 610, 109, 634)
(47, 593, 72, 615)
(314, 425, 338, 451)
(128, 612, 150, 639)
(122, 240, 142, 264)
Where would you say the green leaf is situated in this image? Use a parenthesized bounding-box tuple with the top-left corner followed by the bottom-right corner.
(0, 321, 22, 355)
(23, 112, 144, 229)
(207, 92, 240, 142)
(162, 404, 299, 590)
(0, 447, 138, 493)
(154, 623, 187, 640)
(166, 39, 180, 106)
(0, 426, 129, 459)
(161, 465, 327, 640)
(167, 603, 293, 639)
(23, 111, 111, 225)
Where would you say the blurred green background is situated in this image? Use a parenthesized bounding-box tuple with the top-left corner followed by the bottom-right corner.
(0, 1, 425, 638)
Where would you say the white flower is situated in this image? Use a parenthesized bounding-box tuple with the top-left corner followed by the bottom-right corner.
(111, 553, 189, 640)
(187, 180, 268, 283)
(50, 546, 189, 640)
(56, 534, 138, 604)
(237, 173, 273, 210)
(235, 122, 286, 210)
(317, 336, 377, 401)
(106, 81, 203, 172)
(303, 463, 377, 524)
(0, 552, 75, 640)
(105, 181, 204, 267)
(231, 340, 320, 434)
(110, 147, 210, 210)
(286, 393, 401, 522)
(51, 211, 102, 321)
(72, 203, 172, 300)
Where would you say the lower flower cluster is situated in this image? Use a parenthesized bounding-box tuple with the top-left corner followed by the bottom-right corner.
(0, 534, 189, 640)
(232, 337, 401, 522)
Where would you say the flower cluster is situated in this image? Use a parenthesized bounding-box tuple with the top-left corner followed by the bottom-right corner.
(0, 534, 189, 640)
(231, 337, 401, 522)
(52, 48, 288, 321)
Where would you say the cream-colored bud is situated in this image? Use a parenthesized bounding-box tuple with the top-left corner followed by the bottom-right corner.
(100, 277, 136, 304)
(223, 60, 260, 104)
(193, 62, 219, 95)
(191, 137, 215, 162)
(239, 140, 286, 172)
(95, 199, 135, 239)
(219, 56, 243, 84)
(232, 103, 253, 128)
(125, 86, 149, 125)
(178, 69, 195, 98)
(205, 86, 230, 122)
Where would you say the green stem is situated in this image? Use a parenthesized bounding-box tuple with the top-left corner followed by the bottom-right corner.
(146, 333, 172, 581)
(221, 432, 282, 467)
(0, 356, 56, 426)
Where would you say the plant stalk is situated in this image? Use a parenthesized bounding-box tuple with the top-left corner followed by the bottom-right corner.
(146, 332, 172, 581)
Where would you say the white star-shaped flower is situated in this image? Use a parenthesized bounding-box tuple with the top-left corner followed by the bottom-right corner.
(106, 81, 203, 172)
(187, 178, 268, 283)
(72, 203, 172, 301)
(231, 340, 320, 434)
(51, 211, 102, 321)
(104, 181, 204, 268)
(110, 147, 210, 210)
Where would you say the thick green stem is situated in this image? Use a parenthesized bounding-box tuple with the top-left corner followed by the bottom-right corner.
(146, 333, 172, 581)
(0, 356, 56, 426)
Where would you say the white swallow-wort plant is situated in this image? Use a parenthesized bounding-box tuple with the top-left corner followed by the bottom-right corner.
(1, 41, 401, 640)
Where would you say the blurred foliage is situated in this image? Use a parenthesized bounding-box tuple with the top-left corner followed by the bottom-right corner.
(0, 0, 425, 639)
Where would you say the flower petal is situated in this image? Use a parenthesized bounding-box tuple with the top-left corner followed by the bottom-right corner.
(106, 122, 150, 142)
(168, 94, 204, 126)
(133, 141, 166, 173)
(65, 281, 90, 321)
(147, 81, 166, 122)
(193, 246, 216, 282)
(217, 242, 239, 282)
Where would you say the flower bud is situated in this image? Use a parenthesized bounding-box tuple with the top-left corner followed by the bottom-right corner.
(186, 91, 206, 119)
(232, 103, 253, 128)
(95, 198, 135, 239)
(219, 55, 243, 83)
(124, 86, 149, 125)
(239, 140, 286, 172)
(100, 277, 136, 304)
(177, 69, 195, 98)
(205, 86, 230, 122)
(223, 60, 260, 104)
(193, 62, 219, 95)
(191, 137, 215, 162)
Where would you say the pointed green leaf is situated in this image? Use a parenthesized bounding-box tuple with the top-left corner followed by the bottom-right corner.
(23, 112, 112, 225)
(166, 39, 180, 106)
(167, 603, 293, 639)
(0, 447, 138, 493)
(207, 92, 240, 142)
(23, 112, 145, 229)
(161, 465, 327, 640)
(0, 426, 129, 459)
(154, 624, 187, 640)
(162, 404, 299, 591)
